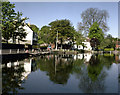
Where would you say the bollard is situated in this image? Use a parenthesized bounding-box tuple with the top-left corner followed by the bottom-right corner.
(17, 49, 19, 53)
(10, 49, 11, 54)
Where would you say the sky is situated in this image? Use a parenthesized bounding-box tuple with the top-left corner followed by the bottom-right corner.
(11, 2, 118, 38)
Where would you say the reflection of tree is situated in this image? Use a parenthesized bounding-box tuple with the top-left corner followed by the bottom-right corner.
(36, 55, 73, 85)
(72, 54, 109, 93)
(78, 70, 106, 93)
(72, 59, 85, 77)
(31, 58, 37, 72)
(98, 54, 115, 69)
(2, 63, 25, 94)
(88, 55, 103, 81)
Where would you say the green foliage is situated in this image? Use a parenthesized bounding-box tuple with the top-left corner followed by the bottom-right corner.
(87, 55, 103, 82)
(74, 31, 85, 45)
(2, 2, 16, 43)
(88, 22, 104, 42)
(38, 19, 77, 48)
(35, 55, 73, 84)
(2, 2, 28, 44)
(88, 22, 104, 49)
(99, 38, 111, 49)
(49, 19, 76, 46)
(29, 24, 39, 33)
(13, 12, 28, 43)
(39, 25, 52, 44)
(32, 45, 40, 49)
(99, 34, 116, 50)
(104, 48, 114, 51)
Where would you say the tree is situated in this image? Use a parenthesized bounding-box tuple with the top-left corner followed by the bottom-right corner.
(29, 24, 39, 33)
(2, 2, 16, 43)
(74, 31, 86, 49)
(99, 38, 111, 50)
(2, 2, 28, 44)
(106, 34, 116, 49)
(13, 12, 28, 44)
(88, 22, 104, 50)
(49, 19, 75, 49)
(78, 8, 109, 36)
(39, 25, 52, 44)
(99, 34, 116, 50)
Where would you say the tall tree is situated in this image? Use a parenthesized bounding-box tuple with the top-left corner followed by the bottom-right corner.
(2, 2, 16, 43)
(74, 31, 85, 49)
(78, 8, 109, 36)
(49, 19, 75, 49)
(88, 22, 104, 50)
(13, 12, 28, 44)
(39, 26, 52, 44)
(29, 24, 39, 33)
(2, 2, 28, 44)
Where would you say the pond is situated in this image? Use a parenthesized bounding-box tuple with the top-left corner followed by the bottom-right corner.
(2, 53, 120, 94)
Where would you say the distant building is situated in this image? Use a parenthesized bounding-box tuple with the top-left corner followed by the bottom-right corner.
(116, 41, 120, 49)
(74, 37, 92, 51)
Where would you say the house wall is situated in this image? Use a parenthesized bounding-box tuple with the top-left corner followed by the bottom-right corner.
(74, 42, 92, 51)
(17, 25, 33, 45)
(6, 24, 34, 45)
(82, 42, 92, 51)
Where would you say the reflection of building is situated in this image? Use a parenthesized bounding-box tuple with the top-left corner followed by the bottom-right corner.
(6, 58, 32, 81)
(115, 55, 120, 63)
(84, 53, 92, 62)
(73, 53, 92, 62)
(21, 59, 32, 80)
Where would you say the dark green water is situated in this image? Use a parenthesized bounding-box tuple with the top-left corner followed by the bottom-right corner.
(2, 53, 120, 94)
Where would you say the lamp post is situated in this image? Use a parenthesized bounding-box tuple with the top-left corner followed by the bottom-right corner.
(55, 30, 58, 50)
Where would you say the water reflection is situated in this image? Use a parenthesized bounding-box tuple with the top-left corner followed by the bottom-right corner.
(2, 58, 32, 94)
(35, 55, 73, 84)
(2, 53, 119, 93)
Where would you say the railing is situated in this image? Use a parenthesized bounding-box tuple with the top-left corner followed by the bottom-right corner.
(1, 48, 51, 55)
(1, 49, 26, 54)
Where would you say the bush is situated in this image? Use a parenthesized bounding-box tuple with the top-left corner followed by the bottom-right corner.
(104, 48, 114, 51)
(32, 45, 39, 49)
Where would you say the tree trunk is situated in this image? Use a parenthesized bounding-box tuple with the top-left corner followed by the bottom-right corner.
(54, 39, 56, 49)
(13, 35, 15, 44)
(18, 39, 19, 44)
(6, 40, 8, 44)
(60, 38, 63, 49)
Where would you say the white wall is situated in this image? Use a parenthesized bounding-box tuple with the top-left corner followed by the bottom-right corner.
(82, 42, 92, 51)
(23, 25, 33, 45)
(18, 25, 33, 45)
(8, 24, 34, 45)
(74, 42, 92, 51)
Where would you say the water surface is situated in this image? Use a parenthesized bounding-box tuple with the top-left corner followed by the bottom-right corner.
(2, 53, 119, 94)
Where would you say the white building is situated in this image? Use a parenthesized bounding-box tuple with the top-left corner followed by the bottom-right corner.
(16, 23, 38, 45)
(74, 42, 92, 51)
(5, 23, 38, 45)
(74, 38, 92, 51)
(18, 24, 34, 45)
